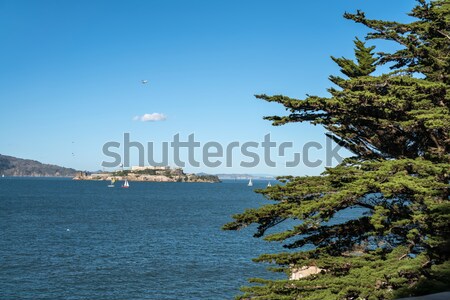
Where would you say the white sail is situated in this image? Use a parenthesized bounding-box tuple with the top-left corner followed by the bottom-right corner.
(123, 179, 129, 188)
(267, 182, 271, 187)
(248, 178, 253, 187)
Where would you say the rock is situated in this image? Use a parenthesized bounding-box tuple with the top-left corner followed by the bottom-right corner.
(289, 266, 325, 280)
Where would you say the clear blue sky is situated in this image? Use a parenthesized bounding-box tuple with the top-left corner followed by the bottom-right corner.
(0, 0, 416, 175)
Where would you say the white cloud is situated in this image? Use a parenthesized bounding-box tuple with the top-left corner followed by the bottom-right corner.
(133, 113, 167, 122)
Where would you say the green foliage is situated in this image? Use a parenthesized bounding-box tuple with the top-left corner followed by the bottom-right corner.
(239, 247, 432, 300)
(112, 170, 131, 176)
(224, 1, 450, 299)
(133, 169, 157, 175)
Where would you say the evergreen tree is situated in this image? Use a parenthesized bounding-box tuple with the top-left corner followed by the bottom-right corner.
(224, 1, 450, 299)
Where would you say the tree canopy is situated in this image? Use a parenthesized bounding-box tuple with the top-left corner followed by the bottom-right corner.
(224, 1, 450, 299)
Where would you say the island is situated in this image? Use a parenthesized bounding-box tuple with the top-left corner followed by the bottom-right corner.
(73, 166, 220, 183)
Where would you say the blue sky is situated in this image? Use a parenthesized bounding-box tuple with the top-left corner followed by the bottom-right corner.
(0, 0, 417, 175)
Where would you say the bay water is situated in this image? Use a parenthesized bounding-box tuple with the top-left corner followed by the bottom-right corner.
(0, 178, 284, 299)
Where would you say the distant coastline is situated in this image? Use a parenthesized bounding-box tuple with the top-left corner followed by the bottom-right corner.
(0, 154, 77, 177)
(0, 154, 275, 182)
(214, 173, 275, 180)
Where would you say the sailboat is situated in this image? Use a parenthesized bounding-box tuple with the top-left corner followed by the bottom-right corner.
(122, 179, 130, 188)
(248, 178, 253, 187)
(1, 174, 4, 178)
(267, 181, 272, 187)
(107, 178, 116, 188)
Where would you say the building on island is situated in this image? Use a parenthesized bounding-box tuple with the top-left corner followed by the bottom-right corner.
(131, 166, 170, 171)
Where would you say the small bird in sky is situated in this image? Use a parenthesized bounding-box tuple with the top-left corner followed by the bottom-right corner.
(141, 80, 148, 84)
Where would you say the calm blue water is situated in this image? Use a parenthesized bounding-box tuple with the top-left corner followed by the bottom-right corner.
(0, 178, 284, 300)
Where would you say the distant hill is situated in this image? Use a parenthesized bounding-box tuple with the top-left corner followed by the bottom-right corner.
(204, 173, 275, 180)
(0, 154, 77, 177)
